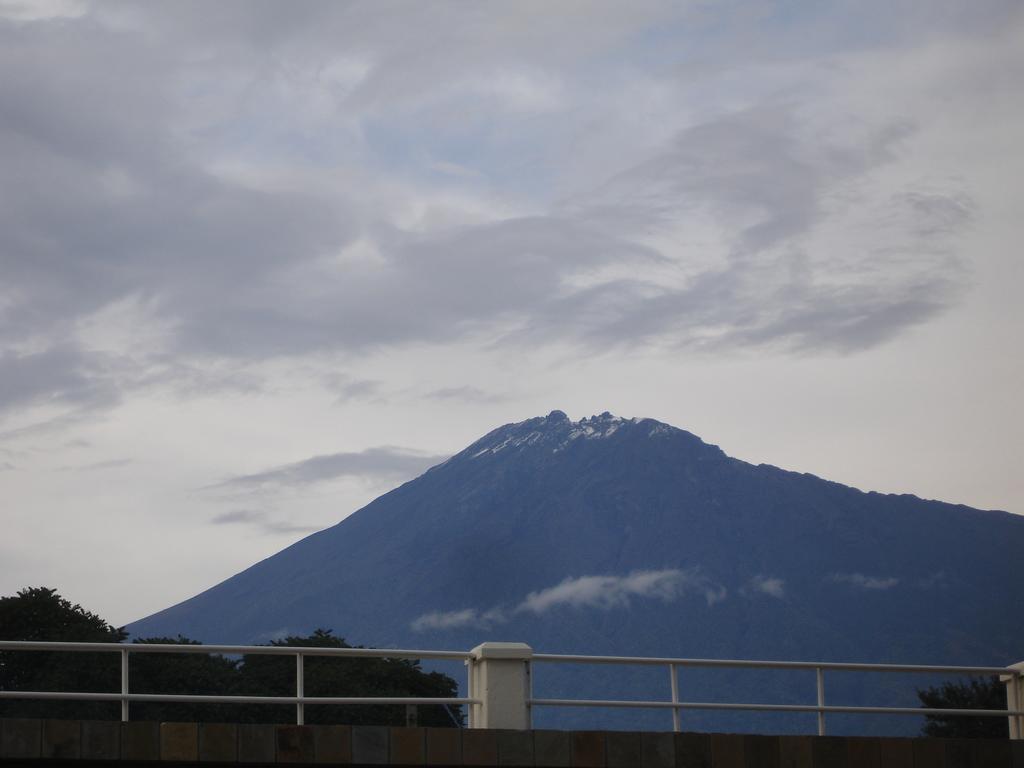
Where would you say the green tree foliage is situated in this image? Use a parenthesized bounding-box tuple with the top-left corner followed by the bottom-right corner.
(0, 588, 461, 726)
(127, 637, 241, 724)
(0, 587, 125, 720)
(238, 628, 461, 726)
(918, 676, 1009, 738)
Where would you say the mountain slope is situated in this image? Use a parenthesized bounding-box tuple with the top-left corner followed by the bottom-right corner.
(129, 411, 1024, 732)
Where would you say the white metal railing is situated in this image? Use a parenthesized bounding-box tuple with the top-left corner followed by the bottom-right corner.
(1, 641, 1022, 737)
(526, 652, 1024, 737)
(0, 641, 477, 726)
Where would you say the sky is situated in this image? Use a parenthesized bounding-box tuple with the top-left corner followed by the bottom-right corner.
(1, 0, 1022, 628)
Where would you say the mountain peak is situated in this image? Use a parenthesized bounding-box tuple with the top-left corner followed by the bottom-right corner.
(459, 410, 690, 462)
(542, 409, 625, 426)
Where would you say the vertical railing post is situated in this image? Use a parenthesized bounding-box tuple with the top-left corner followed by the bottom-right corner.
(120, 647, 130, 722)
(526, 659, 534, 729)
(467, 642, 532, 729)
(815, 667, 825, 736)
(1017, 670, 1024, 741)
(1002, 663, 1024, 739)
(465, 659, 476, 728)
(296, 652, 305, 725)
(669, 664, 680, 732)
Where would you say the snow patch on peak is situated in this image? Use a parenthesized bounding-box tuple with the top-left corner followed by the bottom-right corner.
(467, 411, 683, 459)
(471, 429, 544, 458)
(565, 420, 620, 442)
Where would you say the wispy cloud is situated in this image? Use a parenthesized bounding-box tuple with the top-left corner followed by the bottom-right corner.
(58, 458, 132, 472)
(0, 345, 123, 417)
(517, 569, 714, 613)
(211, 446, 449, 491)
(321, 373, 383, 405)
(210, 509, 320, 536)
(744, 575, 785, 599)
(410, 568, 726, 632)
(0, 1, 1003, 446)
(424, 386, 508, 404)
(410, 609, 483, 633)
(831, 572, 900, 590)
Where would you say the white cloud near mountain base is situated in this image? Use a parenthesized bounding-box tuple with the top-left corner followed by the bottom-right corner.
(831, 572, 900, 590)
(517, 569, 697, 613)
(745, 575, 786, 599)
(410, 609, 482, 633)
(410, 568, 726, 632)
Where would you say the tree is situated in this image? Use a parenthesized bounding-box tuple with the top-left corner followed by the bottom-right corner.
(1, 588, 462, 726)
(918, 676, 1009, 738)
(0, 587, 125, 720)
(127, 637, 241, 724)
(238, 628, 462, 727)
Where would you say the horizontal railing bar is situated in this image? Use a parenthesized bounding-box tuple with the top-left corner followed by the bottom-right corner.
(530, 653, 1016, 676)
(529, 698, 1024, 717)
(5, 640, 1018, 729)
(0, 641, 470, 661)
(0, 691, 477, 706)
(2, 642, 1011, 675)
(8, 688, 1015, 717)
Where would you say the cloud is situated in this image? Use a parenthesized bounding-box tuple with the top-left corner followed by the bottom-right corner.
(321, 373, 383, 404)
(702, 584, 728, 606)
(831, 572, 900, 590)
(0, 345, 122, 416)
(0, 1, 999, 435)
(424, 386, 508, 404)
(212, 446, 449, 491)
(521, 107, 970, 355)
(334, 379, 381, 402)
(745, 575, 785, 599)
(410, 568, 726, 631)
(516, 569, 710, 613)
(410, 609, 484, 633)
(210, 509, 264, 525)
(58, 458, 132, 472)
(210, 509, 320, 536)
(409, 607, 509, 633)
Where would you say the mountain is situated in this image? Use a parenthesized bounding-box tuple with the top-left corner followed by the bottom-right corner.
(129, 411, 1024, 733)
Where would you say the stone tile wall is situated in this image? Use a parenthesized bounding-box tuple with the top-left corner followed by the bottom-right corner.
(1, 718, 1022, 767)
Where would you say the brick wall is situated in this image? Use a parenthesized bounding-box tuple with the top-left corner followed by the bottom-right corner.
(1, 718, 1022, 767)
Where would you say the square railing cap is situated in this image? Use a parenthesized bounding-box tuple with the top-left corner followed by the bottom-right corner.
(470, 642, 533, 660)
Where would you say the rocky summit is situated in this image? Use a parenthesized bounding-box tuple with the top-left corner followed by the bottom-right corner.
(129, 412, 1024, 732)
